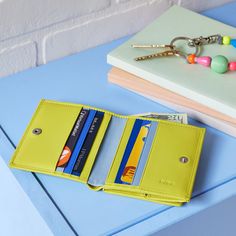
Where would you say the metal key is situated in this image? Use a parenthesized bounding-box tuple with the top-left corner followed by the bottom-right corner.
(131, 44, 175, 49)
(132, 44, 179, 61)
(134, 50, 179, 61)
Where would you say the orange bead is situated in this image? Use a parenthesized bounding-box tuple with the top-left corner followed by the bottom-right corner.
(187, 54, 196, 64)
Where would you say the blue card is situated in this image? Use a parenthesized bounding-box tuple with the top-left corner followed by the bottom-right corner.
(72, 111, 104, 176)
(63, 109, 97, 174)
(115, 119, 149, 184)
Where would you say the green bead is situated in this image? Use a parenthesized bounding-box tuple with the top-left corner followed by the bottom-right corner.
(211, 55, 229, 74)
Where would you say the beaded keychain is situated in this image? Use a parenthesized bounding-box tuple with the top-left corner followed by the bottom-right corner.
(132, 34, 236, 74)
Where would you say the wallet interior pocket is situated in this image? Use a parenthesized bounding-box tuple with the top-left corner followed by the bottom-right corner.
(139, 122, 205, 200)
(105, 120, 158, 187)
(88, 116, 130, 187)
(132, 121, 158, 186)
(105, 118, 136, 185)
(10, 100, 82, 173)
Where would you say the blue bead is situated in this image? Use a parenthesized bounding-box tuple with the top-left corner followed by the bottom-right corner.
(230, 39, 236, 48)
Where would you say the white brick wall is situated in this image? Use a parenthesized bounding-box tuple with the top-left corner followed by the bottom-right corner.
(0, 0, 233, 78)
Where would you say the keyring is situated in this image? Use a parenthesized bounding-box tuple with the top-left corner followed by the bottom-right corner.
(170, 36, 201, 58)
(132, 36, 201, 61)
(132, 34, 236, 73)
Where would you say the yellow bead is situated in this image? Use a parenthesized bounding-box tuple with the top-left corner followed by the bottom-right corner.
(223, 36, 231, 45)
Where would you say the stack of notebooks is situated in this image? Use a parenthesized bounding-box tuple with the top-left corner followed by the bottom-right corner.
(107, 5, 236, 137)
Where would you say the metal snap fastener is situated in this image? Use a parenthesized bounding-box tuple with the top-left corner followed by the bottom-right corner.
(179, 156, 189, 163)
(32, 128, 42, 135)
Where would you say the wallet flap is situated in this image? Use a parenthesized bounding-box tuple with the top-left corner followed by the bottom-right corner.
(10, 100, 81, 173)
(140, 122, 205, 200)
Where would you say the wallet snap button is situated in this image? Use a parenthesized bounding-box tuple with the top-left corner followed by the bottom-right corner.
(179, 156, 189, 163)
(32, 128, 42, 135)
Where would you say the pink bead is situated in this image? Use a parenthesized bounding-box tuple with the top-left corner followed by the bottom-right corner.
(196, 56, 212, 67)
(228, 62, 236, 71)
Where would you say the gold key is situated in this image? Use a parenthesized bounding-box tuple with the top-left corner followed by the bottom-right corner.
(131, 36, 202, 63)
(131, 44, 179, 61)
(131, 44, 174, 49)
(134, 50, 179, 61)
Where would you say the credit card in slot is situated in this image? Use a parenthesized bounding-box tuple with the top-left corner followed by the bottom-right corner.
(72, 111, 104, 176)
(63, 109, 97, 174)
(121, 120, 151, 184)
(115, 119, 144, 184)
(56, 108, 89, 172)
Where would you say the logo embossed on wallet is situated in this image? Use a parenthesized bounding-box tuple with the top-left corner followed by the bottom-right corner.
(159, 178, 175, 186)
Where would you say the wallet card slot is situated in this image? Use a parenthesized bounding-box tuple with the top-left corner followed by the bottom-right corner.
(132, 121, 158, 186)
(79, 113, 112, 182)
(10, 100, 82, 173)
(88, 116, 128, 187)
(140, 122, 205, 198)
(105, 118, 135, 185)
(63, 109, 97, 174)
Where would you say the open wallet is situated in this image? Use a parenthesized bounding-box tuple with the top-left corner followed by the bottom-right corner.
(9, 99, 205, 206)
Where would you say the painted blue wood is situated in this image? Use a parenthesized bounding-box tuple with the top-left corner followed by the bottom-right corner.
(0, 127, 76, 236)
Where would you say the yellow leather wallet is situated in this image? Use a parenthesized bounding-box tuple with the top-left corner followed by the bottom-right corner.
(9, 99, 205, 206)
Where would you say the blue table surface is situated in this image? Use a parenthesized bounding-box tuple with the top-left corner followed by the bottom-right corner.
(1, 2, 236, 236)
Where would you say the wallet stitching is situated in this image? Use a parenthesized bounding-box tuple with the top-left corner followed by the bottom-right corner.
(104, 189, 183, 206)
(104, 183, 187, 200)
